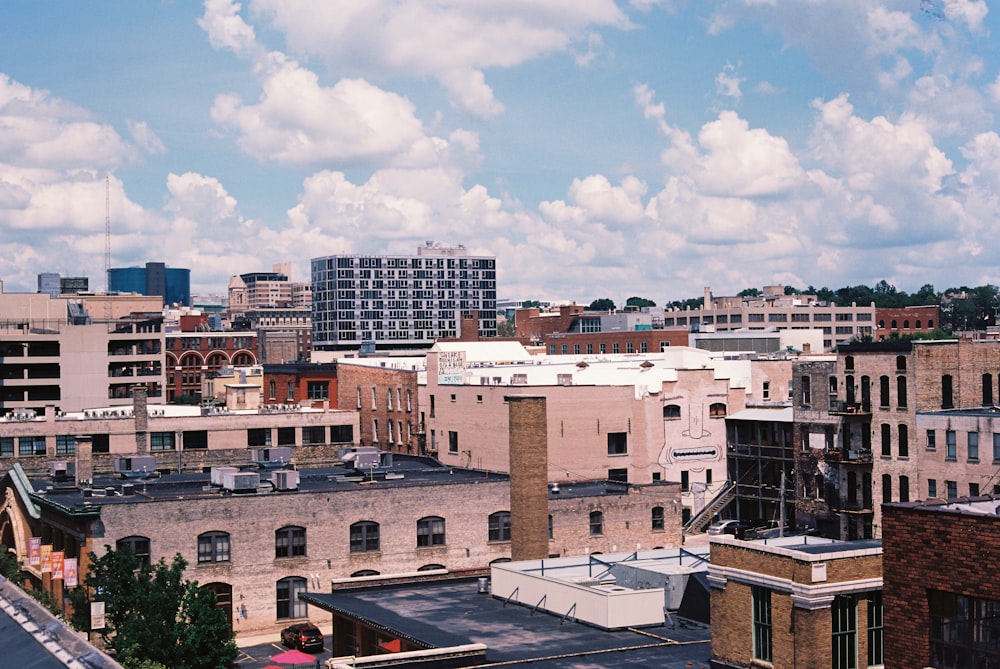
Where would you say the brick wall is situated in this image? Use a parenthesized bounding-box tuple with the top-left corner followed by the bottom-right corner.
(882, 501, 1000, 669)
(336, 363, 421, 454)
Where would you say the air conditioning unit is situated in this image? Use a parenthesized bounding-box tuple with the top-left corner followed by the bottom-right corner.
(114, 456, 157, 478)
(222, 471, 260, 493)
(49, 461, 74, 482)
(211, 467, 239, 487)
(251, 447, 293, 467)
(273, 470, 300, 491)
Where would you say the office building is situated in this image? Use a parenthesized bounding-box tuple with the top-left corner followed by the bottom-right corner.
(311, 242, 497, 353)
(108, 261, 191, 307)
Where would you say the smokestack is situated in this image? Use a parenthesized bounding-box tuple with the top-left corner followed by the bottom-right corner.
(704, 286, 712, 308)
(506, 396, 549, 561)
(75, 435, 93, 487)
(132, 385, 148, 454)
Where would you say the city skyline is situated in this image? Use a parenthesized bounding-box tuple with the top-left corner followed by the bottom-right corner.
(2, 1, 1000, 303)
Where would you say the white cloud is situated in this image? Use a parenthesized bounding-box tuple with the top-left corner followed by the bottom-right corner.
(715, 62, 744, 101)
(249, 0, 630, 119)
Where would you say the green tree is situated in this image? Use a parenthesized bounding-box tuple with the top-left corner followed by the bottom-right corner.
(625, 296, 656, 308)
(70, 547, 237, 669)
(0, 544, 21, 582)
(587, 298, 616, 311)
(737, 288, 761, 297)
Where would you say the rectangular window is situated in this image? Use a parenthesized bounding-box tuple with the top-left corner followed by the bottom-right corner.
(607, 432, 627, 455)
(626, 342, 634, 353)
(287, 381, 294, 401)
(307, 381, 329, 400)
(330, 425, 353, 443)
(150, 432, 175, 452)
(927, 429, 936, 451)
(994, 433, 1000, 463)
(0, 437, 13, 457)
(55, 435, 75, 455)
(573, 344, 580, 354)
(277, 427, 296, 445)
(612, 343, 619, 353)
(762, 381, 770, 401)
(18, 436, 46, 457)
(929, 591, 1000, 668)
(247, 428, 272, 447)
(301, 426, 326, 445)
(448, 430, 458, 454)
(928, 479, 937, 498)
(608, 468, 627, 483)
(752, 586, 772, 662)
(946, 480, 957, 498)
(946, 430, 957, 459)
(92, 434, 110, 453)
(867, 592, 884, 667)
(599, 343, 606, 354)
(183, 430, 208, 449)
(970, 482, 980, 496)
(832, 594, 858, 669)
(680, 470, 689, 492)
(968, 432, 979, 461)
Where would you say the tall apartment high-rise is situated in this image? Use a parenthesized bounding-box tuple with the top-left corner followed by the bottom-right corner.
(311, 242, 497, 353)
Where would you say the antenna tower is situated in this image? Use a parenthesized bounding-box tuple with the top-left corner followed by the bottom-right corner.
(105, 176, 111, 321)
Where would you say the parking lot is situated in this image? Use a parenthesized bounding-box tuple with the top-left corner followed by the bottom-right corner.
(235, 637, 327, 669)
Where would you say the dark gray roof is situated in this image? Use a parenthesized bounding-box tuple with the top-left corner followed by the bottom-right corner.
(302, 578, 712, 668)
(0, 577, 123, 669)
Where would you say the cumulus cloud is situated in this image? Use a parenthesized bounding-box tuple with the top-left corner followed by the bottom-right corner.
(249, 0, 630, 119)
(715, 62, 744, 101)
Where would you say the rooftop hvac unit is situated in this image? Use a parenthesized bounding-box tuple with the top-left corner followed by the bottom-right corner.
(251, 447, 293, 467)
(211, 467, 239, 487)
(49, 461, 74, 481)
(114, 456, 157, 478)
(339, 447, 381, 470)
(273, 470, 300, 491)
(222, 471, 260, 493)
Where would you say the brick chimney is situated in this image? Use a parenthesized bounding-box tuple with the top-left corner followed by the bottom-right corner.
(132, 385, 148, 454)
(75, 435, 93, 487)
(506, 396, 549, 561)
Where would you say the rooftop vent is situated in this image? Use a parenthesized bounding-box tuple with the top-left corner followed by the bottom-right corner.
(210, 467, 239, 487)
(251, 447, 293, 468)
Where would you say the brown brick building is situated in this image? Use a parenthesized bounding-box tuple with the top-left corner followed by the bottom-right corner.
(165, 331, 258, 402)
(709, 536, 883, 669)
(261, 361, 338, 409)
(335, 358, 423, 454)
(882, 497, 1000, 668)
(874, 304, 940, 338)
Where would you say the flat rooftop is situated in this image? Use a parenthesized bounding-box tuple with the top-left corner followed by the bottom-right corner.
(710, 535, 882, 560)
(22, 456, 657, 513)
(303, 577, 712, 668)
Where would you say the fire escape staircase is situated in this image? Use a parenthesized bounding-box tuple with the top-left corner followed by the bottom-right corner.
(683, 480, 736, 535)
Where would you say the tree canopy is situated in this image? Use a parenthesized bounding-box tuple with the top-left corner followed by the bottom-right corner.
(70, 547, 238, 669)
(625, 296, 656, 308)
(587, 297, 616, 311)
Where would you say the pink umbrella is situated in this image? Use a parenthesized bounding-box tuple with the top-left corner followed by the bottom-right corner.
(270, 648, 318, 666)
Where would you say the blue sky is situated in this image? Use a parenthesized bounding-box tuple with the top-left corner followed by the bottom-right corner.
(1, 0, 999, 305)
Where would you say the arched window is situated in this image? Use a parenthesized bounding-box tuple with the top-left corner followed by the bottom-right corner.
(589, 510, 604, 536)
(351, 570, 380, 578)
(651, 506, 665, 531)
(928, 319, 934, 328)
(829, 376, 838, 396)
(418, 563, 445, 572)
(206, 353, 228, 371)
(489, 557, 512, 565)
(896, 355, 906, 371)
(897, 376, 908, 408)
(984, 373, 994, 406)
(882, 474, 892, 503)
(898, 424, 909, 458)
(276, 576, 307, 620)
(899, 475, 910, 503)
(349, 521, 380, 553)
(232, 352, 255, 366)
(202, 582, 233, 625)
(891, 320, 898, 329)
(915, 320, 922, 329)
(488, 511, 511, 542)
(197, 531, 230, 564)
(878, 320, 885, 329)
(663, 404, 681, 419)
(903, 320, 910, 329)
(845, 356, 855, 371)
(846, 375, 856, 404)
(417, 516, 446, 547)
(709, 403, 727, 418)
(275, 526, 306, 558)
(801, 375, 812, 406)
(116, 536, 151, 569)
(879, 376, 890, 408)
(881, 424, 891, 457)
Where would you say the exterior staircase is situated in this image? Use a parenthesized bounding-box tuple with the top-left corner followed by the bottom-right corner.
(683, 480, 736, 535)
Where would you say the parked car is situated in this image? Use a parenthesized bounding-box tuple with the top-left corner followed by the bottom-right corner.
(707, 519, 745, 536)
(280, 622, 324, 653)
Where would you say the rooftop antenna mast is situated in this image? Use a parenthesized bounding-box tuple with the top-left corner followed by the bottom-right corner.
(105, 175, 111, 321)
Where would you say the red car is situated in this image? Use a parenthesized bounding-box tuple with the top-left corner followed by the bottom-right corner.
(280, 622, 324, 653)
